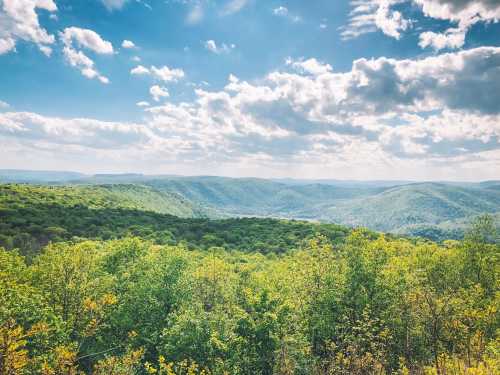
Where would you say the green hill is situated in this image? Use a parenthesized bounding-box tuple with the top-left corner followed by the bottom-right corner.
(1, 171, 498, 240)
(309, 183, 500, 238)
(0, 183, 351, 256)
(0, 183, 206, 217)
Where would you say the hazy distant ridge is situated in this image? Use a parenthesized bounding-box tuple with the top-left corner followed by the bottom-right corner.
(1, 170, 498, 240)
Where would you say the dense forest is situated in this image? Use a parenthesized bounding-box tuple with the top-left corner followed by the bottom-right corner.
(1, 183, 499, 374)
(2, 171, 499, 241)
(0, 184, 351, 257)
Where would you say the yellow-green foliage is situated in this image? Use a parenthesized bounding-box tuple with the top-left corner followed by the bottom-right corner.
(0, 217, 498, 374)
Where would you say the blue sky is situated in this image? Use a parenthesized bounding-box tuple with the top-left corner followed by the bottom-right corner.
(0, 0, 499, 180)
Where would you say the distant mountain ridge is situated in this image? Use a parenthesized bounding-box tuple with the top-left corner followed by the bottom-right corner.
(0, 169, 87, 183)
(0, 169, 498, 240)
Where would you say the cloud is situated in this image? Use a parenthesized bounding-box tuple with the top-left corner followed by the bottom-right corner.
(287, 58, 333, 75)
(414, 0, 500, 27)
(418, 27, 466, 50)
(343, 0, 500, 47)
(2, 47, 499, 179)
(220, 0, 249, 16)
(272, 6, 302, 22)
(131, 65, 185, 82)
(374, 1, 411, 39)
(60, 27, 113, 84)
(131, 65, 150, 75)
(151, 66, 185, 82)
(60, 27, 114, 54)
(150, 85, 169, 101)
(273, 6, 288, 16)
(136, 101, 150, 107)
(0, 0, 57, 56)
(415, 0, 500, 50)
(186, 3, 204, 25)
(0, 100, 10, 109)
(204, 40, 235, 54)
(143, 47, 500, 161)
(0, 37, 15, 55)
(121, 39, 136, 49)
(0, 111, 152, 149)
(342, 0, 411, 40)
(101, 0, 129, 11)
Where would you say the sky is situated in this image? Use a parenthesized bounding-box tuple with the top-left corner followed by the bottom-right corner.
(0, 0, 499, 181)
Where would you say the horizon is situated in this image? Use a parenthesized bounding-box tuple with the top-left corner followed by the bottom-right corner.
(0, 168, 498, 184)
(1, 0, 499, 180)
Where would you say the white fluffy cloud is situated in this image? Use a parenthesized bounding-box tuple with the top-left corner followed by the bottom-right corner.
(204, 40, 235, 54)
(0, 111, 153, 149)
(131, 65, 185, 82)
(419, 27, 466, 50)
(150, 85, 169, 101)
(414, 0, 500, 27)
(342, 0, 411, 40)
(150, 65, 185, 82)
(2, 47, 499, 179)
(287, 58, 333, 75)
(60, 27, 113, 84)
(60, 27, 114, 54)
(131, 65, 150, 75)
(344, 0, 500, 49)
(0, 0, 57, 56)
(121, 39, 136, 48)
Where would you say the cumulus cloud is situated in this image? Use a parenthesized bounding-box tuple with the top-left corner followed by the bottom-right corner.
(60, 27, 114, 54)
(151, 65, 185, 82)
(136, 101, 150, 107)
(343, 0, 500, 47)
(342, 0, 411, 40)
(204, 40, 235, 54)
(121, 39, 136, 48)
(150, 85, 169, 101)
(287, 58, 333, 75)
(0, 0, 57, 56)
(414, 0, 500, 27)
(60, 27, 113, 84)
(415, 0, 500, 50)
(418, 27, 466, 50)
(2, 47, 499, 179)
(147, 47, 500, 161)
(0, 100, 10, 109)
(0, 111, 152, 149)
(131, 65, 150, 75)
(131, 65, 185, 82)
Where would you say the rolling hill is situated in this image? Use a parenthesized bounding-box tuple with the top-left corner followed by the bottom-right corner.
(1, 170, 498, 239)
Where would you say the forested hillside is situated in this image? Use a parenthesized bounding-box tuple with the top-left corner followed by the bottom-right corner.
(309, 183, 500, 239)
(78, 176, 499, 240)
(0, 184, 351, 257)
(1, 216, 498, 374)
(1, 171, 499, 240)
